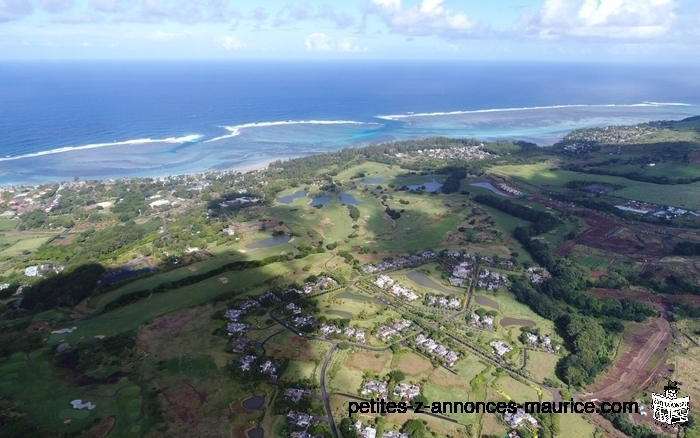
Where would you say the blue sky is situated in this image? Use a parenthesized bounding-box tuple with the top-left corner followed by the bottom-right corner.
(1, 0, 698, 60)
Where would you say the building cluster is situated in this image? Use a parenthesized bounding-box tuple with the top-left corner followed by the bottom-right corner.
(284, 388, 311, 403)
(414, 334, 460, 367)
(393, 383, 421, 400)
(471, 313, 494, 330)
(350, 421, 409, 438)
(320, 324, 366, 343)
(285, 276, 339, 296)
(361, 380, 388, 399)
(24, 264, 64, 277)
(424, 295, 461, 309)
(496, 182, 525, 196)
(477, 269, 507, 291)
(504, 408, 538, 428)
(284, 302, 315, 328)
(490, 341, 512, 356)
(449, 260, 474, 287)
(224, 298, 262, 336)
(361, 251, 437, 273)
(614, 200, 700, 219)
(562, 124, 660, 145)
(411, 146, 496, 161)
(285, 411, 315, 428)
(373, 275, 420, 301)
(523, 332, 560, 353)
(375, 319, 413, 341)
(526, 267, 550, 284)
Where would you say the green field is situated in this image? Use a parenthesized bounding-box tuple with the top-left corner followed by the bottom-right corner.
(0, 219, 18, 231)
(0, 232, 57, 257)
(490, 162, 700, 208)
(0, 352, 145, 436)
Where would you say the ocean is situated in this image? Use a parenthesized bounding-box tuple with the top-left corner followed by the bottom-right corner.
(1, 61, 699, 186)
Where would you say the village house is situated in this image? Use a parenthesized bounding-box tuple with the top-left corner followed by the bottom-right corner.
(490, 341, 512, 356)
(293, 316, 314, 327)
(374, 275, 395, 289)
(231, 337, 249, 353)
(320, 324, 342, 337)
(227, 322, 249, 336)
(240, 355, 256, 371)
(382, 432, 409, 438)
(260, 290, 280, 303)
(316, 276, 338, 290)
(361, 380, 388, 399)
(286, 410, 314, 428)
(260, 360, 278, 379)
(393, 383, 421, 400)
(504, 408, 538, 428)
(376, 325, 398, 341)
(286, 303, 302, 315)
(389, 284, 419, 301)
(284, 388, 311, 403)
(224, 309, 244, 321)
(240, 299, 261, 312)
(352, 420, 377, 438)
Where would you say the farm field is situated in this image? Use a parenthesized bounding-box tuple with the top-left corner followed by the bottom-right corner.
(526, 350, 564, 385)
(0, 232, 58, 257)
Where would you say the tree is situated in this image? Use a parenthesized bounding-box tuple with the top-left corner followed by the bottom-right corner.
(401, 419, 427, 438)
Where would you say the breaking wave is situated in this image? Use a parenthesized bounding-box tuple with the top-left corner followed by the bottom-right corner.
(204, 120, 377, 143)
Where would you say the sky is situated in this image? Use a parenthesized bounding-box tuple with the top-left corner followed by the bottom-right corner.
(0, 0, 699, 61)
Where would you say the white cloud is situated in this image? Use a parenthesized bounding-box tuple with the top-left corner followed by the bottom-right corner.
(214, 35, 243, 50)
(516, 0, 678, 39)
(304, 33, 366, 52)
(0, 0, 33, 23)
(367, 0, 477, 37)
(41, 0, 74, 14)
(304, 32, 333, 51)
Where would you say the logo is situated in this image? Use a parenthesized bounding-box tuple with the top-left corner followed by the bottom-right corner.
(651, 381, 690, 426)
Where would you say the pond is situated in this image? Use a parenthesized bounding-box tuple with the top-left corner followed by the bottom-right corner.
(470, 182, 509, 196)
(500, 317, 536, 327)
(361, 177, 385, 184)
(276, 190, 307, 204)
(247, 427, 264, 438)
(335, 290, 385, 306)
(245, 234, 291, 249)
(473, 295, 500, 310)
(242, 396, 265, 410)
(338, 192, 361, 205)
(311, 196, 331, 207)
(406, 272, 456, 294)
(326, 309, 353, 319)
(408, 179, 442, 192)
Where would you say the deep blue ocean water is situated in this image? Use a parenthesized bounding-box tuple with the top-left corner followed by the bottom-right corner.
(1, 61, 699, 185)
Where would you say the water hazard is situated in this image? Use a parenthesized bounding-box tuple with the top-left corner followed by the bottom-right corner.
(276, 190, 307, 204)
(408, 179, 442, 192)
(311, 196, 331, 207)
(242, 396, 265, 410)
(247, 427, 264, 438)
(406, 272, 456, 294)
(245, 234, 291, 249)
(473, 295, 500, 309)
(338, 192, 362, 205)
(500, 317, 536, 327)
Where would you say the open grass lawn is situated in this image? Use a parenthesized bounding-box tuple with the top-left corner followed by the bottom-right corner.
(671, 347, 700, 419)
(422, 382, 476, 425)
(328, 362, 365, 394)
(51, 260, 323, 346)
(474, 289, 557, 337)
(569, 245, 612, 271)
(0, 232, 57, 257)
(492, 375, 539, 404)
(526, 350, 564, 386)
(281, 359, 318, 383)
(558, 414, 598, 438)
(452, 355, 489, 385)
(345, 351, 392, 374)
(0, 352, 145, 436)
(0, 219, 18, 231)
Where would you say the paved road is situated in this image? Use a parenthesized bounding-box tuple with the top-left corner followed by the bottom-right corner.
(320, 344, 339, 438)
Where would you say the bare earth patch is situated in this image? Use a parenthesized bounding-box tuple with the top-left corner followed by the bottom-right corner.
(137, 307, 201, 354)
(428, 367, 470, 391)
(218, 277, 228, 284)
(80, 416, 115, 438)
(345, 352, 390, 373)
(392, 352, 433, 377)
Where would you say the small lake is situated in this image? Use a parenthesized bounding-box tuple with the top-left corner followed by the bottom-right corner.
(473, 295, 500, 309)
(327, 309, 353, 319)
(242, 396, 265, 410)
(247, 427, 264, 438)
(500, 317, 536, 327)
(361, 177, 385, 184)
(470, 182, 509, 196)
(407, 272, 456, 294)
(276, 190, 307, 204)
(408, 179, 442, 192)
(311, 196, 331, 207)
(338, 193, 361, 205)
(336, 290, 385, 306)
(246, 234, 291, 249)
